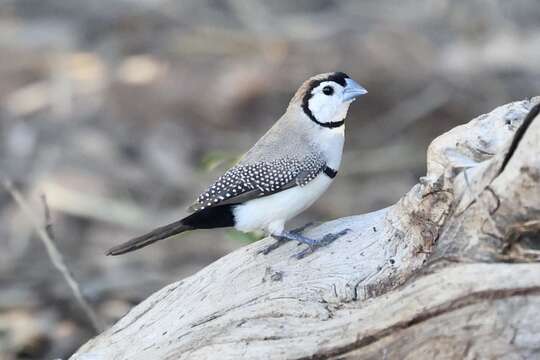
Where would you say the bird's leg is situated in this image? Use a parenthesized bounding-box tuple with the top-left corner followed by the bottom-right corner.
(282, 228, 351, 259)
(289, 222, 315, 235)
(257, 233, 291, 255)
(257, 222, 315, 255)
(258, 227, 351, 259)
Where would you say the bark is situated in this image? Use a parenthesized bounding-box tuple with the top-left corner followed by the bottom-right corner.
(72, 97, 540, 360)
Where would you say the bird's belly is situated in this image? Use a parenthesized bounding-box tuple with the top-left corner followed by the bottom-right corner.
(233, 174, 333, 233)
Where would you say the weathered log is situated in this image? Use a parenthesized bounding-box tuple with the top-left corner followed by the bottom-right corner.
(72, 97, 540, 360)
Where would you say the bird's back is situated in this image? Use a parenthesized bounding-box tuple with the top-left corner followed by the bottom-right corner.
(187, 109, 326, 212)
(237, 109, 321, 166)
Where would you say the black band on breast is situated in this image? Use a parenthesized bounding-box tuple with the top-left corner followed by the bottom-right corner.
(323, 166, 338, 179)
(314, 118, 344, 129)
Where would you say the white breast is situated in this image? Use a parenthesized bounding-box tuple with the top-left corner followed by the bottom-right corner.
(317, 125, 345, 170)
(233, 118, 345, 235)
(233, 173, 333, 235)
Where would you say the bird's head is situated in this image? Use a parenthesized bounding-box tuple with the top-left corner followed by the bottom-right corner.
(290, 72, 367, 128)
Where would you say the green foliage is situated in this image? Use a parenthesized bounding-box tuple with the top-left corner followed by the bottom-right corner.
(200, 151, 239, 172)
(225, 229, 265, 244)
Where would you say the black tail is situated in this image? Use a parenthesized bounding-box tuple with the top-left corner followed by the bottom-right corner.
(106, 205, 236, 256)
(106, 219, 192, 256)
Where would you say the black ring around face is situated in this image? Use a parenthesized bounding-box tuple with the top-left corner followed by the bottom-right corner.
(301, 72, 350, 128)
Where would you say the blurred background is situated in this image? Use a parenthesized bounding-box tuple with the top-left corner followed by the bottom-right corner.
(0, 0, 539, 358)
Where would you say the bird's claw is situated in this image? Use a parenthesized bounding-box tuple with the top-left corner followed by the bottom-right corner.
(258, 227, 352, 259)
(257, 222, 315, 255)
(257, 235, 289, 255)
(291, 228, 351, 259)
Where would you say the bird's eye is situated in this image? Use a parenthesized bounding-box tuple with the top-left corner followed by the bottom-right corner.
(322, 86, 334, 96)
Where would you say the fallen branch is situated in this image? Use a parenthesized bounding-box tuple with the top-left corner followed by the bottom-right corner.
(72, 97, 540, 359)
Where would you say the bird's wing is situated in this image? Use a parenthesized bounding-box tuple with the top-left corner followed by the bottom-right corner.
(188, 154, 326, 212)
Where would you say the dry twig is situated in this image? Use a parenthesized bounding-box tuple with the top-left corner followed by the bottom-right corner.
(1, 178, 104, 333)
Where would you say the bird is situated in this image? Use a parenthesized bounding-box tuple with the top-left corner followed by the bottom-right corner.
(106, 72, 367, 259)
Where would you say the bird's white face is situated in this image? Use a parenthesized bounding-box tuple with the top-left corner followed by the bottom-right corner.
(301, 74, 367, 128)
(308, 81, 351, 125)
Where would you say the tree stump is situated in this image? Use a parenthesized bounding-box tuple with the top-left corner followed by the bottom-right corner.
(72, 97, 540, 360)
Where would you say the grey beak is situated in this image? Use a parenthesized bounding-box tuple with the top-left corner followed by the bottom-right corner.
(343, 78, 368, 102)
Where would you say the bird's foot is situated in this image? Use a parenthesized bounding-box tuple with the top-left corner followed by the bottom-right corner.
(289, 222, 315, 235)
(288, 228, 351, 259)
(257, 234, 290, 255)
(258, 227, 351, 259)
(257, 222, 315, 255)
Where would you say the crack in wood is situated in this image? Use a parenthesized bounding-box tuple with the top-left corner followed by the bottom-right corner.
(499, 103, 540, 175)
(297, 286, 540, 360)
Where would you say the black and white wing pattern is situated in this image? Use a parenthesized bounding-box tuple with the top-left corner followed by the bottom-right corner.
(188, 154, 325, 212)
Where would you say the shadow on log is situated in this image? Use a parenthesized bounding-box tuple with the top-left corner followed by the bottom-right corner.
(72, 97, 540, 360)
